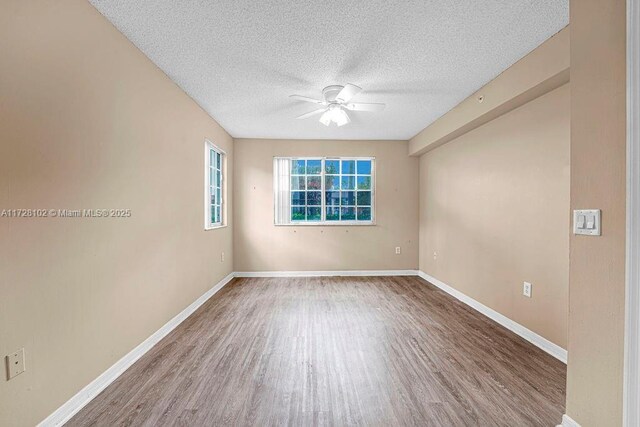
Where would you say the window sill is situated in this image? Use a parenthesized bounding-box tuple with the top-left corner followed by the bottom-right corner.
(204, 224, 228, 231)
(276, 221, 376, 227)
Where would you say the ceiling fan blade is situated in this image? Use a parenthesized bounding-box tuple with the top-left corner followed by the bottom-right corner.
(336, 84, 362, 103)
(344, 102, 386, 112)
(296, 108, 327, 120)
(290, 95, 325, 105)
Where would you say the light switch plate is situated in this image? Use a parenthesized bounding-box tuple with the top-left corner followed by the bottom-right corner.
(573, 209, 601, 236)
(6, 348, 25, 380)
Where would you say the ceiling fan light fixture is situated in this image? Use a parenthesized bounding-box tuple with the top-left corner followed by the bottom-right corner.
(318, 106, 351, 127)
(319, 110, 332, 126)
(333, 108, 350, 126)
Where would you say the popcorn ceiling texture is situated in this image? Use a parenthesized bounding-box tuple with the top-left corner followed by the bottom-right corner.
(88, 0, 568, 140)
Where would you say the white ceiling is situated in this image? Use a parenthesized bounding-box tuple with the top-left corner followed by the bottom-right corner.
(89, 1, 568, 140)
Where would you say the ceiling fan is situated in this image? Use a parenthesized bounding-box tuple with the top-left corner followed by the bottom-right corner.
(290, 84, 385, 127)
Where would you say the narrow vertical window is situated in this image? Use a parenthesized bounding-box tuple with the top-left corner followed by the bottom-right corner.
(205, 140, 224, 229)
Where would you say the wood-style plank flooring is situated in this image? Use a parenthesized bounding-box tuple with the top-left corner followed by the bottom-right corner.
(68, 276, 566, 426)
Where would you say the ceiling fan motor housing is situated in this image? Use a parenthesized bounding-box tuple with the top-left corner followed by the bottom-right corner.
(322, 85, 344, 103)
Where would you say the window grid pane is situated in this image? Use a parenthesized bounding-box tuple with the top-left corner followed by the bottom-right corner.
(354, 159, 372, 222)
(209, 146, 223, 226)
(291, 159, 324, 222)
(333, 158, 371, 221)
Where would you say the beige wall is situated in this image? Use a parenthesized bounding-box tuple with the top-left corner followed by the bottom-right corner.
(0, 1, 233, 426)
(566, 0, 627, 425)
(233, 139, 419, 271)
(418, 84, 570, 348)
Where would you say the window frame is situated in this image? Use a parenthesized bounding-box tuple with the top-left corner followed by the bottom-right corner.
(204, 140, 225, 230)
(281, 156, 376, 226)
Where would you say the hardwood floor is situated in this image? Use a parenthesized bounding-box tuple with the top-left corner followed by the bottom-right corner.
(68, 276, 566, 426)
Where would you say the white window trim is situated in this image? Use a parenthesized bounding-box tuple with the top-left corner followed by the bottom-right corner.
(274, 156, 376, 226)
(204, 139, 226, 230)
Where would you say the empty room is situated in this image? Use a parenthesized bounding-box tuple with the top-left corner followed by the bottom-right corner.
(1, 1, 638, 426)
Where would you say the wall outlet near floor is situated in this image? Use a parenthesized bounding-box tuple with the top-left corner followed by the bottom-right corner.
(5, 348, 25, 380)
(395, 247, 401, 255)
(433, 251, 438, 260)
(221, 252, 225, 262)
(523, 282, 532, 298)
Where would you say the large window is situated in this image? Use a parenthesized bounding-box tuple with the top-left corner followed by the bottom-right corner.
(205, 140, 224, 229)
(274, 157, 375, 225)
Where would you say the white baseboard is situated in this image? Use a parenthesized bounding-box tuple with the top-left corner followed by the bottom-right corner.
(559, 414, 581, 427)
(234, 270, 419, 277)
(418, 271, 568, 364)
(38, 272, 235, 427)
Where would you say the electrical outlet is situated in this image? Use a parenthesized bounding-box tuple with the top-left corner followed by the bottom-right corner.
(6, 348, 25, 380)
(395, 247, 401, 255)
(433, 251, 438, 260)
(221, 252, 225, 263)
(523, 282, 532, 298)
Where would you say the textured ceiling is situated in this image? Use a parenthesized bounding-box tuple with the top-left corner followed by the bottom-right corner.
(89, 1, 568, 140)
